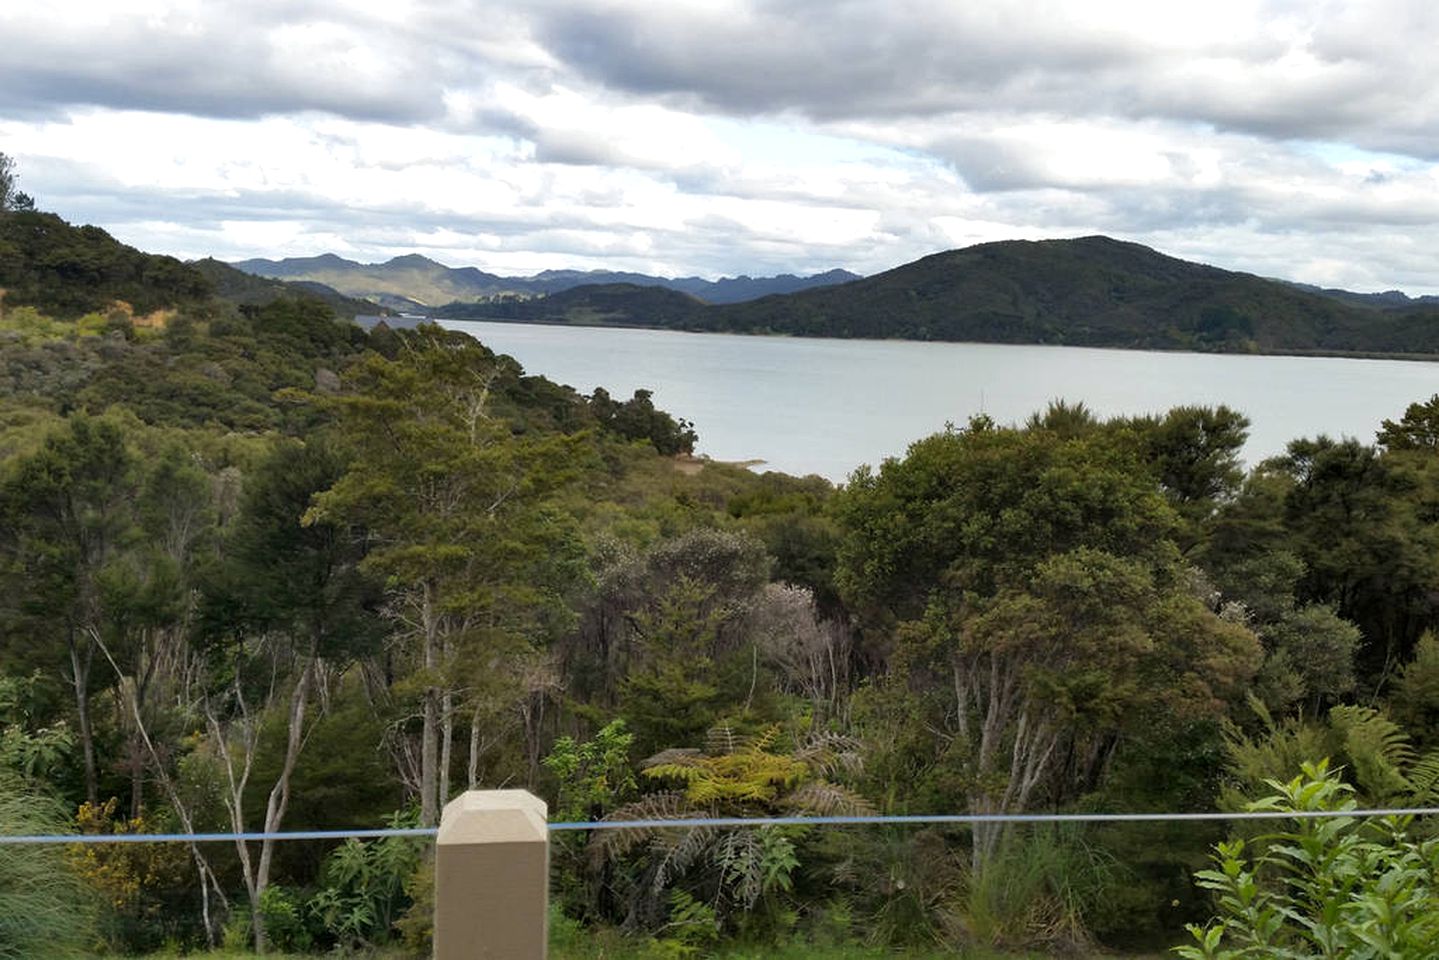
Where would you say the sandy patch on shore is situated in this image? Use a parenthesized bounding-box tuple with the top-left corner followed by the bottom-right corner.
(672, 454, 767, 475)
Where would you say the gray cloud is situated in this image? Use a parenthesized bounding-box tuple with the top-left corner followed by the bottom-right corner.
(525, 1, 1439, 159)
(5, 0, 1439, 294)
(9, 1, 1437, 159)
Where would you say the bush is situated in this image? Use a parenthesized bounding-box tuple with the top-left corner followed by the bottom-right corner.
(0, 773, 94, 958)
(260, 885, 315, 953)
(309, 809, 426, 951)
(1177, 758, 1439, 958)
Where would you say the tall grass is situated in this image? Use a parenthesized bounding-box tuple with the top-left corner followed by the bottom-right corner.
(962, 824, 1124, 951)
(0, 772, 94, 959)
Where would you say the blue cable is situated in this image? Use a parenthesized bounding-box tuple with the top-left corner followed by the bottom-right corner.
(5, 806, 1439, 845)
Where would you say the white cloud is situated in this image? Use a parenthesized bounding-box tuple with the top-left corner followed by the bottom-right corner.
(2, 0, 1439, 292)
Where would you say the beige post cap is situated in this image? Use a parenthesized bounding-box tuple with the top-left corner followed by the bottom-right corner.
(434, 790, 550, 959)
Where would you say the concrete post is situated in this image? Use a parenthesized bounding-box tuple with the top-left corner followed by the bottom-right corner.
(434, 790, 549, 959)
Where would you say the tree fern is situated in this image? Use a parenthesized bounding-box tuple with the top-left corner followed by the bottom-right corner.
(1405, 749, 1439, 804)
(591, 722, 872, 931)
(1330, 704, 1415, 802)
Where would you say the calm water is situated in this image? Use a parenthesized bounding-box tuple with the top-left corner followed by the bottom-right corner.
(441, 320, 1439, 483)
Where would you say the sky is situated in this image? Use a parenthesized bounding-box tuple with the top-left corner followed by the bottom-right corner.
(2, 0, 1438, 291)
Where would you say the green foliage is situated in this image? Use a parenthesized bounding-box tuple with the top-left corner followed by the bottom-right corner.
(594, 725, 868, 935)
(308, 810, 426, 951)
(1377, 394, 1439, 451)
(0, 773, 93, 959)
(258, 885, 315, 953)
(590, 387, 698, 455)
(0, 211, 210, 318)
(1177, 759, 1439, 959)
(545, 719, 637, 822)
(962, 826, 1123, 952)
(1221, 699, 1439, 813)
(0, 673, 72, 779)
(1392, 631, 1439, 743)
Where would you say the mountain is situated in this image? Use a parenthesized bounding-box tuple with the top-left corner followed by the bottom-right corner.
(1287, 282, 1439, 311)
(190, 258, 383, 318)
(443, 236, 1439, 358)
(231, 253, 859, 308)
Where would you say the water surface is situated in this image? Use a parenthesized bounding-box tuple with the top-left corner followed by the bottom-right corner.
(441, 321, 1439, 482)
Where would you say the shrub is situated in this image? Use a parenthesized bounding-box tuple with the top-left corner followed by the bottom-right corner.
(0, 773, 94, 959)
(1177, 758, 1439, 958)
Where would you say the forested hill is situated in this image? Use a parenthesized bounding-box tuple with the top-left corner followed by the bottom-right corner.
(0, 210, 212, 316)
(452, 236, 1439, 357)
(233, 251, 860, 308)
(0, 209, 375, 320)
(190, 257, 381, 319)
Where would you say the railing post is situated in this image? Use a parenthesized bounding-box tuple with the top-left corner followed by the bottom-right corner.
(435, 790, 549, 959)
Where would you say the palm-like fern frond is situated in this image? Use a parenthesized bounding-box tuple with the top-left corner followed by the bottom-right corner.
(782, 780, 874, 816)
(1406, 749, 1439, 804)
(1330, 705, 1415, 802)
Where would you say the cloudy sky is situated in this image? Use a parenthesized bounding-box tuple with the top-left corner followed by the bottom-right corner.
(2, 0, 1437, 291)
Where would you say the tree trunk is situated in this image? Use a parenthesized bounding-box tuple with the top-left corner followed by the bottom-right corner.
(467, 703, 481, 789)
(420, 582, 441, 827)
(254, 659, 315, 954)
(439, 689, 453, 810)
(68, 631, 98, 806)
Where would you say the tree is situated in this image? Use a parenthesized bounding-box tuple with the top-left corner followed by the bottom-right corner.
(1126, 405, 1250, 550)
(191, 437, 380, 953)
(1378, 394, 1439, 451)
(835, 417, 1260, 869)
(0, 414, 141, 804)
(0, 152, 35, 213)
(1276, 436, 1439, 680)
(307, 334, 583, 825)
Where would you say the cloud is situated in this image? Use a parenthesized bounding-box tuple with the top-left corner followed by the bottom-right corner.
(526, 0, 1439, 157)
(4, 0, 1439, 293)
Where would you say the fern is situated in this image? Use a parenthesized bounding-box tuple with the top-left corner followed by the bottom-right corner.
(591, 721, 874, 933)
(1406, 749, 1439, 804)
(1330, 704, 1415, 802)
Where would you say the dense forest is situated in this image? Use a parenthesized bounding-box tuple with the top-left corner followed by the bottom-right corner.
(5, 180, 1439, 959)
(445, 236, 1439, 360)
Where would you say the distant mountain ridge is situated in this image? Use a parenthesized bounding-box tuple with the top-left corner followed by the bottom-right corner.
(231, 253, 860, 308)
(1286, 281, 1439, 311)
(438, 236, 1439, 359)
(190, 259, 382, 318)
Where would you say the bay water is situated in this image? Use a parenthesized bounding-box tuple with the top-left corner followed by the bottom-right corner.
(441, 320, 1439, 483)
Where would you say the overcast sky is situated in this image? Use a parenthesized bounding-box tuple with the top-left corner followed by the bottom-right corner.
(2, 0, 1437, 291)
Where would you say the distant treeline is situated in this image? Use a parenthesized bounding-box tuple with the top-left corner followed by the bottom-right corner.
(438, 235, 1439, 358)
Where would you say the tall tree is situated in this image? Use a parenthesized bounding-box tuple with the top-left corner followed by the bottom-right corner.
(0, 151, 35, 213)
(193, 437, 379, 952)
(836, 418, 1260, 868)
(0, 414, 140, 804)
(307, 334, 582, 825)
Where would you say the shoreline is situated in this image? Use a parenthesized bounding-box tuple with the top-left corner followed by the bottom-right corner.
(429, 315, 1439, 365)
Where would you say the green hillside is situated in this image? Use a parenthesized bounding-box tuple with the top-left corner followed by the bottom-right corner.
(450, 236, 1439, 357)
(705, 236, 1439, 352)
(191, 257, 382, 318)
(432, 282, 705, 326)
(0, 210, 211, 317)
